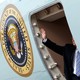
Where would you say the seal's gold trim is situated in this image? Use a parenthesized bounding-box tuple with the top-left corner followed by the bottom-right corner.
(0, 4, 34, 77)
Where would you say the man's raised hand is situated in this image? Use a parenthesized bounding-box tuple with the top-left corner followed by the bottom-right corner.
(40, 28, 47, 40)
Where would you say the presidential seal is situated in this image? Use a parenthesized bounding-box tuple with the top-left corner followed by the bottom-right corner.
(0, 4, 34, 77)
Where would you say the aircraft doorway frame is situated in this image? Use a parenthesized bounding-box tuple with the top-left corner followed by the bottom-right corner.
(30, 1, 71, 80)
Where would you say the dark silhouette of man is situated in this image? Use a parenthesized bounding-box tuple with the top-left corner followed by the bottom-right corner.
(40, 28, 80, 80)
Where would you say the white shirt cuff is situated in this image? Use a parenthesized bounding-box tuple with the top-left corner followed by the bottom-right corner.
(42, 38, 47, 42)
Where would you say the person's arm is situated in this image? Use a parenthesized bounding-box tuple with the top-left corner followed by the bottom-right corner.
(42, 38, 65, 56)
(40, 28, 65, 56)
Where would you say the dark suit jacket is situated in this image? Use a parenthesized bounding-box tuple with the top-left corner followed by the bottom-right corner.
(42, 39, 79, 80)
